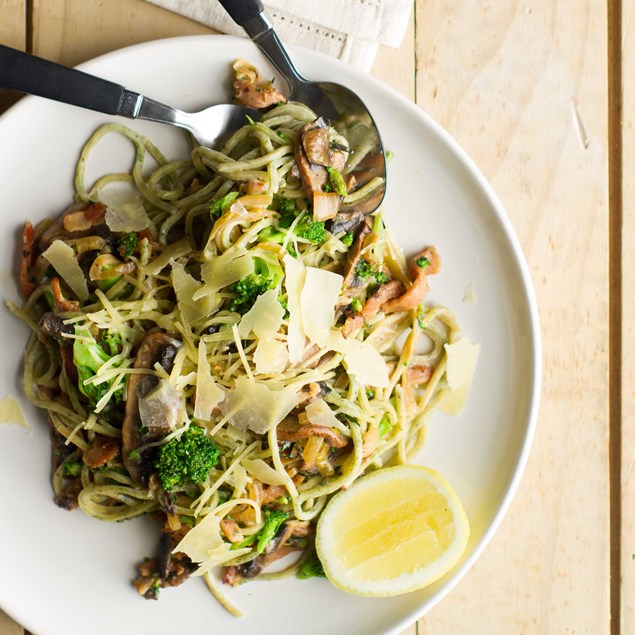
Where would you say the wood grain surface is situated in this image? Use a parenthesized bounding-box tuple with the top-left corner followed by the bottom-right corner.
(0, 0, 619, 633)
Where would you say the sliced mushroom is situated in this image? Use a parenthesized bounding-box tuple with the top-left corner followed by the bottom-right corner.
(233, 59, 286, 109)
(277, 422, 348, 448)
(38, 312, 74, 340)
(294, 117, 349, 215)
(82, 434, 120, 468)
(122, 332, 182, 485)
(341, 217, 372, 288)
(325, 210, 365, 237)
(382, 246, 442, 313)
(342, 279, 405, 337)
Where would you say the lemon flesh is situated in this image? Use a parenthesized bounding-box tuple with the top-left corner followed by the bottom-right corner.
(315, 464, 469, 597)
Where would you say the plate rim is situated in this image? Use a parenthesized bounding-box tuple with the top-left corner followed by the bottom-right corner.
(0, 33, 542, 635)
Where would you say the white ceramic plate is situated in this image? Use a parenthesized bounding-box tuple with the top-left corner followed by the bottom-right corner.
(0, 36, 540, 635)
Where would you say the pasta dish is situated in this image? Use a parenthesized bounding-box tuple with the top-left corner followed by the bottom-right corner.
(8, 61, 469, 614)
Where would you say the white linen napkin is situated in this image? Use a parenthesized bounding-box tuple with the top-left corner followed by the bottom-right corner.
(145, 0, 413, 71)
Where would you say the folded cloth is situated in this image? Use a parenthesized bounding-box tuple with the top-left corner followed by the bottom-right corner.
(145, 0, 413, 71)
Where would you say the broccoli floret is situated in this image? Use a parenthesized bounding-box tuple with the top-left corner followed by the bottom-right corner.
(326, 167, 348, 196)
(341, 232, 354, 247)
(117, 232, 138, 259)
(210, 191, 240, 220)
(258, 218, 326, 245)
(230, 274, 275, 314)
(269, 196, 327, 244)
(229, 257, 283, 314)
(355, 259, 388, 284)
(416, 256, 430, 270)
(155, 426, 220, 491)
(257, 226, 286, 245)
(295, 219, 326, 244)
(256, 508, 289, 554)
(73, 327, 124, 406)
(271, 195, 299, 225)
(297, 550, 326, 579)
(63, 461, 83, 477)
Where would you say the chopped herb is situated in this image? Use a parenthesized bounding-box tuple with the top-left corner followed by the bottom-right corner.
(366, 388, 375, 400)
(416, 256, 430, 270)
(355, 259, 388, 284)
(385, 150, 395, 162)
(350, 297, 363, 313)
(117, 232, 137, 259)
(277, 130, 288, 141)
(378, 413, 392, 436)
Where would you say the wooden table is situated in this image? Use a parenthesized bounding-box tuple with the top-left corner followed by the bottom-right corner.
(0, 0, 624, 633)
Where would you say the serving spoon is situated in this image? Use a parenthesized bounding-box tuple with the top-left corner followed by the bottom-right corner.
(218, 0, 387, 212)
(0, 43, 258, 149)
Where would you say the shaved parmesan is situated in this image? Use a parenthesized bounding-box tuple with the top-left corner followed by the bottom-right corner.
(283, 254, 307, 363)
(305, 398, 340, 428)
(42, 240, 89, 301)
(463, 283, 477, 304)
(254, 338, 288, 374)
(243, 458, 289, 486)
(0, 396, 29, 429)
(194, 248, 253, 300)
(172, 262, 218, 324)
(138, 379, 185, 431)
(144, 238, 190, 276)
(238, 288, 284, 339)
(99, 185, 149, 232)
(220, 376, 299, 434)
(327, 332, 389, 388)
(194, 341, 225, 421)
(301, 267, 343, 345)
(173, 511, 251, 574)
(441, 339, 480, 415)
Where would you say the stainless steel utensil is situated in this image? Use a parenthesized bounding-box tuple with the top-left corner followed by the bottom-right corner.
(218, 0, 387, 212)
(0, 44, 257, 148)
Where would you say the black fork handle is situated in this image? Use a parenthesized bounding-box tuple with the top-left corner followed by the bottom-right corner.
(0, 44, 127, 114)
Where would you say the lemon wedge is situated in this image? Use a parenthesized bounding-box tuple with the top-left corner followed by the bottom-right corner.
(315, 464, 469, 597)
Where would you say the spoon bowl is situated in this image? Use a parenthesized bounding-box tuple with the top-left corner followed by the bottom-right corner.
(219, 0, 387, 213)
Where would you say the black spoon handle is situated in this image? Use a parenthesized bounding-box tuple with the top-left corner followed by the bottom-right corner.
(216, 0, 264, 26)
(0, 44, 132, 114)
(216, 0, 307, 88)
